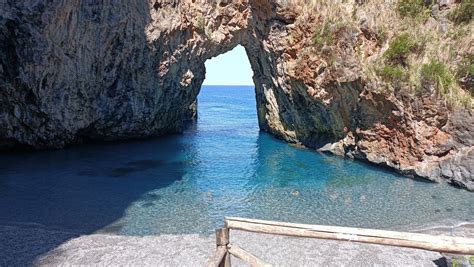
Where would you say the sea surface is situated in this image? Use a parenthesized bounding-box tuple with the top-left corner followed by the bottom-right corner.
(0, 85, 472, 237)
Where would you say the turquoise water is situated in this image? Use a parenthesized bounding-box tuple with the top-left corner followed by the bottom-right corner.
(0, 85, 472, 237)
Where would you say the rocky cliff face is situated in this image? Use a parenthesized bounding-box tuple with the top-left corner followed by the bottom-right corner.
(0, 0, 472, 190)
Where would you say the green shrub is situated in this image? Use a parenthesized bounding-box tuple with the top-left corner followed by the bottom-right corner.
(456, 54, 474, 92)
(456, 54, 474, 79)
(459, 92, 472, 108)
(421, 59, 454, 94)
(449, 0, 474, 24)
(397, 0, 431, 20)
(378, 65, 407, 82)
(384, 33, 419, 65)
(196, 17, 205, 33)
(447, 26, 470, 39)
(313, 23, 334, 48)
(376, 29, 388, 46)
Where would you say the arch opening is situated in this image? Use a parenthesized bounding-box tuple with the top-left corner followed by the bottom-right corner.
(184, 44, 259, 130)
(198, 44, 257, 125)
(203, 45, 254, 87)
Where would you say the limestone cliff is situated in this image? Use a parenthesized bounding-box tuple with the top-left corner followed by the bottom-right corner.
(0, 0, 473, 190)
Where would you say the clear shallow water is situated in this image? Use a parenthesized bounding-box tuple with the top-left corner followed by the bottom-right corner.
(0, 85, 472, 237)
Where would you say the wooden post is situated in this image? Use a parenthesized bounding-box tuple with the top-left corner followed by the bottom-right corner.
(216, 228, 231, 267)
(216, 228, 229, 247)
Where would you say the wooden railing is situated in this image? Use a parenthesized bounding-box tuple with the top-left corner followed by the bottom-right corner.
(206, 217, 474, 267)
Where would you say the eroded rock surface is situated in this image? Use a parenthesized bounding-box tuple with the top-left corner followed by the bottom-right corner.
(0, 0, 472, 189)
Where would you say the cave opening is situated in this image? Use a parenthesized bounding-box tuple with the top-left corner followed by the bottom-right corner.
(195, 45, 259, 133)
(203, 44, 254, 87)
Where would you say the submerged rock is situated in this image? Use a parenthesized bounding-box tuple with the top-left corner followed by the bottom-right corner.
(0, 0, 472, 189)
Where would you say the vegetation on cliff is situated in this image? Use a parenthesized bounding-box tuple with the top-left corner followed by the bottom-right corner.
(397, 0, 432, 21)
(383, 33, 419, 65)
(292, 0, 472, 108)
(448, 0, 474, 25)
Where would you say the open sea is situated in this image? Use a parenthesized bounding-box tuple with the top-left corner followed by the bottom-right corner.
(0, 85, 472, 238)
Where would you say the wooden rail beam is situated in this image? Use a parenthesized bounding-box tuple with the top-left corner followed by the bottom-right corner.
(225, 217, 474, 255)
(227, 244, 272, 267)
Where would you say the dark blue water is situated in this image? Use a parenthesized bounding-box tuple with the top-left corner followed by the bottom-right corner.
(0, 85, 472, 237)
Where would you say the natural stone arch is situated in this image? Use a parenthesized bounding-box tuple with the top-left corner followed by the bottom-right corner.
(155, 0, 305, 144)
(0, 0, 260, 149)
(0, 0, 310, 149)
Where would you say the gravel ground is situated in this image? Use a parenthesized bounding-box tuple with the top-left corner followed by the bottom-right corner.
(3, 222, 472, 266)
(36, 231, 445, 267)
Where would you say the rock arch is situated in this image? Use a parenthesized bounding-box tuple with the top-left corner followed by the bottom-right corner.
(0, 0, 297, 149)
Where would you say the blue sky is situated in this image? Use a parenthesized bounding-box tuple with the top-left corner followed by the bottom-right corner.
(203, 45, 254, 86)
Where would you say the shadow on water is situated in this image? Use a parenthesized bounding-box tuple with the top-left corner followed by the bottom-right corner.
(0, 135, 187, 265)
(0, 0, 178, 264)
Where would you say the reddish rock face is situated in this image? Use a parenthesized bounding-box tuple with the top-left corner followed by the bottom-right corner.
(0, 0, 472, 190)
